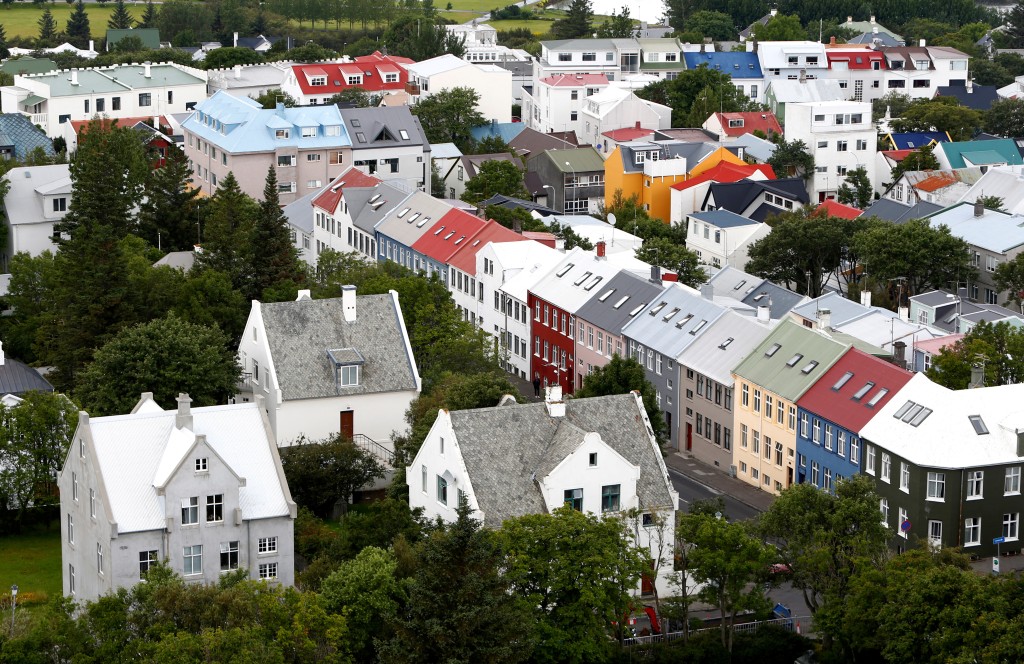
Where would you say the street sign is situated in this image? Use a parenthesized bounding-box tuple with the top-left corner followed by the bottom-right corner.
(993, 536, 1006, 545)
(900, 519, 911, 532)
(993, 557, 1000, 574)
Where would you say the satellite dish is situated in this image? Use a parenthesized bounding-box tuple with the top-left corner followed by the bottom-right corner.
(607, 212, 616, 226)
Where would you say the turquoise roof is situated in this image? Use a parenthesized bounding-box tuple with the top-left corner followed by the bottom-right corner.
(24, 63, 204, 97)
(940, 139, 1023, 169)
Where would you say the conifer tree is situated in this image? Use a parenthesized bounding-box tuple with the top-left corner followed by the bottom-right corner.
(137, 145, 201, 251)
(65, 0, 91, 49)
(550, 0, 593, 39)
(107, 0, 134, 30)
(37, 9, 58, 46)
(0, 24, 9, 60)
(245, 166, 304, 301)
(195, 172, 259, 293)
(138, 0, 158, 29)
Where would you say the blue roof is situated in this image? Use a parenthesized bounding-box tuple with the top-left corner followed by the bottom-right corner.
(0, 114, 55, 160)
(182, 90, 351, 154)
(939, 139, 1024, 169)
(887, 131, 949, 150)
(690, 210, 759, 229)
(683, 52, 763, 79)
(469, 122, 527, 144)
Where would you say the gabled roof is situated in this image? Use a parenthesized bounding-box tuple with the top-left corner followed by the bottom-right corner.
(860, 198, 943, 223)
(706, 177, 809, 214)
(406, 53, 471, 77)
(574, 270, 665, 336)
(3, 164, 71, 226)
(825, 47, 887, 69)
(260, 293, 419, 401)
(0, 354, 53, 396)
(602, 125, 656, 142)
(541, 146, 604, 172)
(0, 114, 55, 159)
(885, 131, 950, 150)
(341, 106, 426, 148)
(766, 79, 845, 103)
(289, 53, 411, 95)
(106, 28, 160, 50)
(411, 207, 487, 263)
(508, 127, 576, 157)
(937, 139, 1024, 169)
(732, 319, 850, 401)
(311, 167, 382, 214)
(676, 309, 771, 386)
(447, 221, 526, 274)
(445, 393, 674, 528)
(815, 199, 862, 218)
(531, 248, 625, 313)
(683, 51, 763, 78)
(348, 181, 413, 235)
(538, 73, 610, 87)
(935, 84, 1000, 110)
(710, 111, 782, 137)
(706, 266, 808, 320)
(458, 152, 518, 180)
(374, 190, 452, 246)
(914, 333, 962, 355)
(469, 121, 526, 144)
(670, 161, 775, 191)
(924, 201, 1024, 253)
(621, 283, 727, 357)
(689, 209, 760, 228)
(730, 132, 779, 162)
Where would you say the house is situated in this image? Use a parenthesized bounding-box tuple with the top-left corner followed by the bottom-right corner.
(207, 62, 292, 100)
(534, 38, 639, 81)
(0, 342, 54, 398)
(59, 393, 297, 602)
(701, 177, 810, 221)
(706, 266, 808, 321)
(408, 387, 680, 595)
(181, 91, 351, 204)
(0, 114, 55, 162)
(935, 82, 1000, 111)
(784, 100, 877, 203)
(685, 210, 770, 272)
(280, 53, 413, 106)
(231, 33, 279, 52)
(444, 23, 533, 102)
(955, 164, 1024, 215)
(730, 132, 778, 164)
(522, 73, 610, 137)
(579, 87, 672, 153)
(911, 333, 963, 373)
(763, 78, 846, 125)
(844, 16, 904, 46)
(62, 115, 174, 161)
(341, 106, 430, 192)
(881, 44, 970, 98)
(236, 288, 421, 448)
(0, 57, 58, 77)
(933, 139, 1024, 172)
(669, 161, 776, 224)
(282, 190, 316, 265)
(443, 152, 520, 202)
(374, 189, 454, 276)
(822, 43, 887, 103)
(815, 199, 862, 218)
(405, 54, 512, 123)
(882, 131, 951, 151)
(754, 40, 829, 89)
(637, 38, 687, 80)
(528, 147, 604, 215)
(883, 167, 983, 209)
(0, 164, 70, 270)
(306, 167, 387, 260)
(0, 62, 207, 137)
(684, 52, 764, 103)
(860, 373, 1024, 556)
(444, 219, 527, 327)
(9, 42, 97, 60)
(507, 126, 577, 163)
(702, 111, 781, 142)
(105, 28, 161, 51)
(909, 289, 1024, 334)
(408, 208, 489, 299)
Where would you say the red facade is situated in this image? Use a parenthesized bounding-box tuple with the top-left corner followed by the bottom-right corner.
(527, 291, 576, 395)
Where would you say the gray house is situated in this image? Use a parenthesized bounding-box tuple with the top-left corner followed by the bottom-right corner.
(340, 106, 431, 193)
(527, 147, 604, 215)
(59, 393, 297, 602)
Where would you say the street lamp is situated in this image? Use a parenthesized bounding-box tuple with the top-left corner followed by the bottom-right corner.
(564, 160, 577, 214)
(10, 585, 17, 632)
(542, 184, 560, 213)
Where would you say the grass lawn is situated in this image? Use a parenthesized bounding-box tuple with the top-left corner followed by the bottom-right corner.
(0, 523, 62, 603)
(0, 4, 145, 40)
(445, 0, 507, 11)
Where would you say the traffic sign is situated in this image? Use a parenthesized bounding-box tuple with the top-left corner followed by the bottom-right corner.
(993, 557, 1000, 574)
(900, 519, 911, 532)
(994, 536, 1006, 545)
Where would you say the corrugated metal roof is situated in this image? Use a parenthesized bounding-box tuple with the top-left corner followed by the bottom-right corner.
(732, 320, 850, 401)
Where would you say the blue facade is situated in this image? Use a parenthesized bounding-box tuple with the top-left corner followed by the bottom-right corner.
(795, 407, 862, 493)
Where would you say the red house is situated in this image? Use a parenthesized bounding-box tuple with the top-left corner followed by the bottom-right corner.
(284, 52, 414, 106)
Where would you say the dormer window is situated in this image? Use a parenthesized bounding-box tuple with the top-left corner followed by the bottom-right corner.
(195, 458, 208, 472)
(728, 119, 744, 128)
(327, 348, 364, 389)
(310, 76, 326, 86)
(347, 75, 363, 85)
(275, 129, 289, 139)
(301, 127, 317, 137)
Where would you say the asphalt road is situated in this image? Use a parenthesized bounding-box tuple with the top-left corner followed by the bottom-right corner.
(668, 466, 761, 523)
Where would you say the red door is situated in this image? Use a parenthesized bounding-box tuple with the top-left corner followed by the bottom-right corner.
(340, 410, 354, 439)
(686, 423, 692, 451)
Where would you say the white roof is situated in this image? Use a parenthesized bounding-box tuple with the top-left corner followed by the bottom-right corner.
(757, 41, 828, 68)
(406, 54, 470, 77)
(500, 245, 565, 302)
(860, 373, 1024, 469)
(676, 309, 771, 385)
(89, 400, 291, 533)
(485, 239, 559, 275)
(768, 79, 846, 103)
(3, 164, 70, 226)
(530, 248, 625, 313)
(926, 203, 1024, 254)
(832, 311, 942, 351)
(956, 165, 1024, 215)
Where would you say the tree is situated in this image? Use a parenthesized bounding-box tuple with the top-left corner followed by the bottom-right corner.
(202, 46, 264, 69)
(138, 0, 158, 28)
(251, 89, 298, 109)
(195, 171, 259, 294)
(137, 141, 202, 251)
(107, 0, 134, 29)
(498, 507, 646, 662)
(767, 138, 815, 181)
(1005, 0, 1024, 49)
(280, 434, 385, 517)
(575, 355, 667, 443)
(977, 194, 1005, 211)
(889, 143, 940, 183)
(244, 166, 305, 301)
(970, 58, 1015, 87)
(268, 42, 338, 63)
(984, 97, 1024, 138)
(634, 237, 704, 288)
(37, 9, 58, 46)
(872, 91, 913, 122)
(65, 0, 91, 49)
(74, 314, 240, 415)
(637, 65, 755, 127)
(411, 87, 487, 152)
(890, 97, 983, 142)
(384, 16, 466, 60)
(753, 13, 805, 41)
(550, 0, 593, 39)
(837, 165, 873, 209)
(461, 159, 528, 205)
(380, 500, 534, 664)
(995, 253, 1024, 311)
(595, 6, 633, 38)
(0, 23, 9, 60)
(328, 87, 382, 108)
(927, 321, 1024, 388)
(680, 10, 737, 41)
(111, 35, 145, 53)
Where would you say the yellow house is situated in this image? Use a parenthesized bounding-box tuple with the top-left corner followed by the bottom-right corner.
(604, 142, 746, 223)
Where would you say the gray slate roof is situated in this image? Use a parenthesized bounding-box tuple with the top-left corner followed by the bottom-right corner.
(341, 106, 428, 149)
(574, 270, 664, 336)
(283, 189, 318, 234)
(450, 393, 674, 528)
(0, 357, 53, 396)
(860, 198, 943, 224)
(260, 293, 418, 400)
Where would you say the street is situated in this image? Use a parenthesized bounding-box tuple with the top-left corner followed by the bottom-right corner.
(668, 466, 761, 522)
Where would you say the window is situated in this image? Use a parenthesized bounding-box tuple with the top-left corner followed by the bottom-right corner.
(741, 423, 748, 448)
(436, 475, 448, 505)
(340, 364, 359, 386)
(1006, 467, 1021, 495)
(72, 472, 78, 501)
(753, 389, 761, 413)
(812, 419, 821, 444)
(927, 472, 945, 500)
(866, 445, 875, 474)
(112, 96, 121, 111)
(741, 384, 749, 407)
(183, 545, 203, 575)
(67, 513, 74, 544)
(900, 463, 910, 492)
(220, 541, 239, 571)
(195, 457, 208, 472)
(898, 508, 908, 538)
(301, 126, 317, 138)
(928, 520, 942, 546)
(139, 93, 152, 107)
(97, 543, 103, 574)
(601, 484, 621, 512)
(1003, 512, 1019, 540)
(824, 425, 833, 451)
(258, 537, 278, 554)
(856, 139, 868, 151)
(837, 140, 848, 152)
(800, 413, 809, 438)
(140, 550, 158, 578)
(967, 470, 984, 499)
(788, 406, 796, 430)
(811, 461, 819, 486)
(89, 489, 96, 518)
(880, 498, 889, 526)
(837, 431, 845, 458)
(181, 496, 199, 525)
(564, 488, 583, 511)
(206, 494, 224, 522)
(752, 431, 760, 454)
(965, 517, 981, 545)
(571, 90, 579, 100)
(824, 468, 832, 492)
(850, 436, 859, 463)
(277, 155, 296, 167)
(881, 453, 891, 482)
(52, 197, 67, 212)
(259, 562, 278, 579)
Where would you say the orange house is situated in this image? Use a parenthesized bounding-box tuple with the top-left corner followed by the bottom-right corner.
(604, 141, 747, 223)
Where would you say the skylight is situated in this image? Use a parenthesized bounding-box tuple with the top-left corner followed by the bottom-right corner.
(733, 280, 746, 291)
(832, 371, 854, 390)
(663, 307, 681, 321)
(454, 235, 466, 245)
(765, 343, 781, 357)
(801, 361, 819, 374)
(629, 304, 645, 316)
(556, 263, 575, 277)
(968, 415, 989, 435)
(893, 400, 915, 419)
(444, 231, 455, 240)
(573, 271, 593, 286)
(675, 313, 694, 328)
(407, 213, 420, 224)
(786, 353, 804, 367)
(752, 292, 767, 302)
(866, 388, 889, 408)
(397, 207, 410, 218)
(689, 320, 708, 335)
(719, 337, 734, 349)
(416, 217, 430, 227)
(612, 295, 630, 309)
(433, 225, 445, 236)
(649, 302, 667, 316)
(369, 194, 382, 203)
(900, 403, 924, 423)
(598, 288, 616, 302)
(909, 407, 932, 427)
(584, 276, 603, 291)
(852, 381, 875, 401)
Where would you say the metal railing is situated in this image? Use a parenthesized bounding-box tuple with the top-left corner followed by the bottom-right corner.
(352, 433, 395, 466)
(623, 616, 809, 648)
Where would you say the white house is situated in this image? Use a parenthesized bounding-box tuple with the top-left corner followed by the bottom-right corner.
(685, 210, 770, 272)
(522, 73, 610, 136)
(784, 100, 877, 203)
(408, 388, 680, 596)
(577, 87, 672, 149)
(340, 106, 431, 192)
(754, 40, 829, 87)
(236, 287, 421, 449)
(207, 62, 292, 99)
(405, 55, 512, 124)
(59, 393, 297, 603)
(0, 62, 207, 138)
(0, 164, 70, 270)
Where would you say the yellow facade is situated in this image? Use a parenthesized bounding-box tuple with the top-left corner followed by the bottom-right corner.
(602, 147, 642, 213)
(730, 377, 799, 496)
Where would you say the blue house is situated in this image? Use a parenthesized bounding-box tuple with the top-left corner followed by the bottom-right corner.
(683, 51, 765, 103)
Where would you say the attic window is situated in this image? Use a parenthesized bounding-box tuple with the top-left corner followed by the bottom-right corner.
(733, 280, 746, 291)
(786, 353, 804, 367)
(649, 301, 667, 316)
(612, 295, 630, 308)
(584, 276, 603, 290)
(675, 313, 694, 328)
(433, 225, 446, 236)
(195, 458, 208, 472)
(896, 401, 922, 422)
(370, 201, 385, 210)
(356, 132, 366, 143)
(801, 361, 819, 374)
(689, 320, 708, 335)
(573, 271, 593, 286)
(752, 292, 767, 301)
(556, 263, 575, 277)
(944, 313, 957, 324)
(629, 304, 646, 316)
(765, 343, 782, 357)
(852, 382, 875, 400)
(397, 207, 410, 218)
(400, 129, 410, 140)
(866, 388, 889, 408)
(909, 407, 932, 427)
(351, 119, 361, 127)
(327, 347, 364, 389)
(663, 307, 681, 321)
(454, 235, 466, 245)
(598, 288, 615, 302)
(369, 194, 382, 203)
(728, 119, 744, 128)
(444, 231, 456, 240)
(719, 337, 734, 349)
(892, 400, 914, 419)
(416, 216, 431, 228)
(968, 415, 989, 435)
(832, 371, 854, 390)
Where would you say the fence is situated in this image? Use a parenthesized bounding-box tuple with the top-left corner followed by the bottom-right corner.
(352, 433, 395, 466)
(622, 616, 810, 648)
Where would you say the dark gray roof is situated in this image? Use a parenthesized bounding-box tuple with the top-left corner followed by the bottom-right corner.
(510, 127, 577, 159)
(620, 141, 716, 174)
(935, 85, 1000, 111)
(477, 194, 557, 216)
(574, 271, 664, 336)
(706, 177, 808, 215)
(740, 281, 806, 319)
(450, 393, 674, 528)
(348, 182, 410, 234)
(848, 32, 901, 47)
(260, 294, 418, 400)
(340, 106, 428, 149)
(861, 198, 943, 224)
(0, 356, 53, 396)
(0, 114, 55, 160)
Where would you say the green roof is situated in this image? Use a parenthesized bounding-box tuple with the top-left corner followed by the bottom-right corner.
(732, 320, 850, 401)
(545, 146, 604, 173)
(31, 64, 203, 97)
(0, 57, 57, 76)
(106, 28, 161, 50)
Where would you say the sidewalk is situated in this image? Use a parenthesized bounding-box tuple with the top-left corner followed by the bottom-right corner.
(664, 452, 777, 513)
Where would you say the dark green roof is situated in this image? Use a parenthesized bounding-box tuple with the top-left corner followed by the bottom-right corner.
(106, 28, 161, 50)
(0, 57, 57, 76)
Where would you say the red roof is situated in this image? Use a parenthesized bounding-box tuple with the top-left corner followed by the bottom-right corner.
(669, 162, 776, 191)
(448, 223, 527, 273)
(713, 112, 782, 137)
(880, 149, 913, 162)
(539, 73, 609, 87)
(825, 49, 887, 70)
(311, 167, 381, 213)
(411, 208, 487, 263)
(603, 125, 656, 141)
(72, 116, 170, 135)
(815, 199, 863, 219)
(797, 348, 913, 432)
(291, 52, 410, 95)
(523, 230, 557, 248)
(914, 172, 960, 192)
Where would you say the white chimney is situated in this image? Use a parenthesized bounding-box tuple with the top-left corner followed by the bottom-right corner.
(153, 115, 160, 130)
(919, 39, 926, 47)
(234, 64, 242, 79)
(860, 290, 872, 307)
(70, 69, 79, 86)
(296, 289, 311, 301)
(342, 284, 357, 322)
(545, 384, 566, 417)
(88, 40, 94, 52)
(817, 307, 832, 330)
(0, 340, 5, 366)
(144, 62, 152, 78)
(898, 306, 909, 321)
(757, 305, 770, 322)
(233, 32, 239, 48)
(966, 79, 974, 93)
(175, 393, 193, 430)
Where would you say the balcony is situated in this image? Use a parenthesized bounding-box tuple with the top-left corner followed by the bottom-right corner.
(405, 82, 421, 96)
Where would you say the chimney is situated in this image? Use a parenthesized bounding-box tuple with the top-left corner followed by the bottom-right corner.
(846, 15, 852, 23)
(919, 39, 926, 47)
(234, 64, 242, 79)
(974, 198, 985, 217)
(596, 240, 606, 258)
(71, 69, 79, 86)
(0, 340, 4, 366)
(234, 32, 239, 48)
(770, 8, 777, 16)
(544, 384, 566, 417)
(650, 265, 661, 283)
(700, 282, 714, 300)
(969, 362, 985, 388)
(860, 290, 872, 307)
(829, 36, 836, 46)
(757, 305, 770, 322)
(153, 115, 160, 131)
(175, 393, 193, 430)
(872, 26, 878, 34)
(966, 79, 974, 93)
(817, 307, 832, 330)
(88, 40, 94, 52)
(296, 289, 311, 301)
(893, 340, 907, 368)
(898, 305, 909, 321)
(342, 284, 357, 322)
(275, 101, 285, 114)
(144, 62, 152, 78)
(870, 15, 876, 23)
(799, 69, 807, 83)
(513, 218, 522, 234)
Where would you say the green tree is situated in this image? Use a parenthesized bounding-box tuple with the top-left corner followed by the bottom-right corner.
(138, 141, 202, 251)
(64, 0, 91, 49)
(634, 237, 704, 288)
(111, 35, 145, 53)
(157, 0, 215, 42)
(746, 207, 847, 297)
(837, 165, 873, 209)
(872, 91, 913, 122)
(251, 89, 298, 109)
(411, 86, 487, 151)
(75, 314, 240, 415)
(171, 267, 248, 342)
(202, 46, 265, 69)
(1007, 0, 1024, 49)
(0, 251, 57, 362)
(890, 97, 983, 141)
(37, 9, 58, 46)
(752, 13, 804, 40)
(246, 166, 305, 301)
(977, 194, 1005, 211)
(384, 16, 466, 60)
(461, 159, 528, 205)
(195, 171, 259, 294)
(984, 97, 1024, 138)
(994, 252, 1024, 311)
(0, 24, 9, 60)
(107, 0, 134, 29)
(381, 500, 534, 664)
(138, 0, 158, 28)
(604, 189, 687, 244)
(550, 0, 593, 39)
(889, 143, 940, 183)
(471, 134, 511, 155)
(498, 507, 646, 662)
(575, 354, 667, 443)
(637, 65, 755, 127)
(902, 18, 956, 44)
(927, 321, 1024, 387)
(280, 434, 385, 517)
(681, 10, 737, 41)
(595, 6, 633, 38)
(767, 138, 815, 180)
(269, 41, 338, 62)
(970, 58, 1014, 87)
(327, 87, 382, 108)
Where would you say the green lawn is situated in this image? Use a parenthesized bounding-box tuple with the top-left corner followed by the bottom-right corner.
(0, 5, 145, 40)
(0, 524, 62, 604)
(445, 0, 506, 11)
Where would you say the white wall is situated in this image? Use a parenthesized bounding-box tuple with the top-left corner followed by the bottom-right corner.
(276, 390, 416, 448)
(429, 65, 512, 124)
